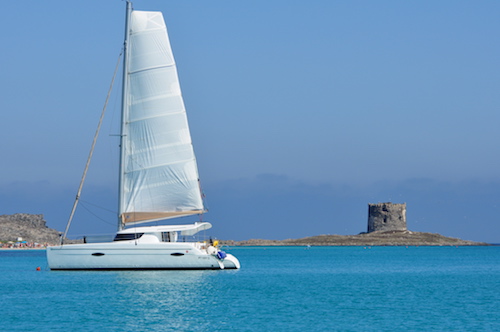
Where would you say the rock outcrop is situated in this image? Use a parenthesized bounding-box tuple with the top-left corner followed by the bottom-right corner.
(0, 213, 62, 245)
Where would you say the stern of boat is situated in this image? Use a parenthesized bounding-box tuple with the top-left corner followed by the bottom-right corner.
(221, 253, 240, 269)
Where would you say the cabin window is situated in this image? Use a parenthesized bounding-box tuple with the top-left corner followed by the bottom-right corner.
(162, 232, 170, 242)
(162, 232, 178, 242)
(113, 233, 144, 241)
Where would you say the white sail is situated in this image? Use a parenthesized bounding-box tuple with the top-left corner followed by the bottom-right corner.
(120, 11, 204, 225)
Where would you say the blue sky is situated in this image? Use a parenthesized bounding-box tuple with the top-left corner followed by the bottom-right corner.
(1, 0, 499, 243)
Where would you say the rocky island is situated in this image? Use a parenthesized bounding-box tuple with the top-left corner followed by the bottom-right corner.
(224, 230, 488, 246)
(226, 202, 489, 246)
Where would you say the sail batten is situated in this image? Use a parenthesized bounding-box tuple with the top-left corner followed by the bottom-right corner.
(129, 64, 175, 75)
(127, 112, 188, 126)
(125, 159, 198, 173)
(119, 10, 204, 226)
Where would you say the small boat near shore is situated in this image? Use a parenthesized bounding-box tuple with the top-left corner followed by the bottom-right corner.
(46, 1, 240, 270)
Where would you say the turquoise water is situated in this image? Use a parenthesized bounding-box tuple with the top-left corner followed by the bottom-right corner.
(1, 246, 499, 331)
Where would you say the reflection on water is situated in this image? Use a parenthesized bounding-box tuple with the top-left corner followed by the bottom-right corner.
(114, 271, 220, 331)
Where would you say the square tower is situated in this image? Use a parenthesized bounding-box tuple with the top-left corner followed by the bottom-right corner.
(368, 202, 407, 233)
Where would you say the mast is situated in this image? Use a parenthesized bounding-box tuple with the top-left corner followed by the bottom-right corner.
(118, 1, 132, 231)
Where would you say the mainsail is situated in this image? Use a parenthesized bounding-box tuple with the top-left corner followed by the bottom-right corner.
(119, 10, 204, 226)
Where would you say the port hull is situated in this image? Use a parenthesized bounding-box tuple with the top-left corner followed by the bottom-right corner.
(47, 242, 240, 270)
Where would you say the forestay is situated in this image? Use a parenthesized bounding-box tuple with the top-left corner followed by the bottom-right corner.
(120, 11, 204, 225)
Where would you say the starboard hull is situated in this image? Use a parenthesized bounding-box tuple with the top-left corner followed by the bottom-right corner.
(46, 242, 240, 270)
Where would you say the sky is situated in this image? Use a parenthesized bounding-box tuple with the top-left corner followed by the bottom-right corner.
(1, 0, 499, 243)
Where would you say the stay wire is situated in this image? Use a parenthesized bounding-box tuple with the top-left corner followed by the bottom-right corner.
(61, 51, 123, 244)
(79, 202, 116, 227)
(79, 198, 116, 215)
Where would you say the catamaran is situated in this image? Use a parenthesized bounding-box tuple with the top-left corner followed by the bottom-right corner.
(46, 1, 240, 270)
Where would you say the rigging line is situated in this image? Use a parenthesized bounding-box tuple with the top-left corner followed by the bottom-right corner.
(79, 202, 116, 227)
(79, 199, 116, 214)
(61, 51, 123, 244)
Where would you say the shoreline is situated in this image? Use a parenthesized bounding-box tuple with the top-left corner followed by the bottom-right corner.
(0, 231, 493, 249)
(222, 231, 491, 247)
(1, 244, 496, 251)
(0, 248, 48, 251)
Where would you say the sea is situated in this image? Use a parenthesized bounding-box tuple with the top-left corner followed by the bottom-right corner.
(1, 246, 499, 331)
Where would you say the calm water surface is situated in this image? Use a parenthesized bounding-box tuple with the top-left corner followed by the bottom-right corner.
(1, 246, 499, 331)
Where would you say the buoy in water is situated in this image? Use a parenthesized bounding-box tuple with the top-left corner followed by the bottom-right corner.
(36, 267, 41, 271)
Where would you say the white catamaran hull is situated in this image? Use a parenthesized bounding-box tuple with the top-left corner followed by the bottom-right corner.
(47, 242, 240, 270)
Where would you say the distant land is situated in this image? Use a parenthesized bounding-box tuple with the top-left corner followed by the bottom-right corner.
(223, 231, 489, 246)
(0, 213, 489, 247)
(0, 214, 79, 247)
(0, 214, 62, 245)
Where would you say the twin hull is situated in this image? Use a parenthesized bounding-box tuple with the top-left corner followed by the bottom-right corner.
(46, 242, 240, 270)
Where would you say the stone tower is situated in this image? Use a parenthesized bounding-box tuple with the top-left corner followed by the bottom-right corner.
(367, 202, 407, 233)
